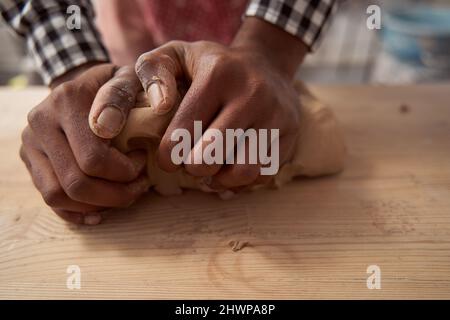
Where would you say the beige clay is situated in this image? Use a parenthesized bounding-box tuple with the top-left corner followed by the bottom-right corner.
(113, 82, 347, 197)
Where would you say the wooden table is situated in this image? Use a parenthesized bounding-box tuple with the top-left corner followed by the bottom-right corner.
(1, 85, 449, 299)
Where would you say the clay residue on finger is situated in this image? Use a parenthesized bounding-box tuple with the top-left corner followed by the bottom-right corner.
(228, 240, 249, 252)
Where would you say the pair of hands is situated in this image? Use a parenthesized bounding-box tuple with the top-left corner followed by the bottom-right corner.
(21, 38, 304, 225)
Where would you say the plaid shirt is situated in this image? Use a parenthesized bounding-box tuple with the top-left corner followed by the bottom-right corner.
(0, 0, 337, 85)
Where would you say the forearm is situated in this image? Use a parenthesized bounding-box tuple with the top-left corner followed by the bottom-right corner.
(236, 0, 339, 78)
(231, 17, 308, 79)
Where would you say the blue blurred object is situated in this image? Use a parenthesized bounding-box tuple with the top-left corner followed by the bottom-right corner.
(382, 7, 450, 68)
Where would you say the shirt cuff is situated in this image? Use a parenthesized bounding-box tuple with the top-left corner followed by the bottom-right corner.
(27, 11, 109, 84)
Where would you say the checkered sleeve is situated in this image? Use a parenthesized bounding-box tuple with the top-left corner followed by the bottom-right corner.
(245, 0, 338, 51)
(0, 0, 109, 84)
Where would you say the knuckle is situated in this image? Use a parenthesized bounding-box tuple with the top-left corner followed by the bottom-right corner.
(27, 107, 46, 129)
(159, 53, 178, 72)
(28, 81, 81, 130)
(210, 53, 230, 70)
(195, 40, 212, 48)
(53, 80, 95, 105)
(136, 52, 176, 78)
(163, 40, 188, 56)
(136, 52, 155, 73)
(136, 52, 149, 66)
(165, 40, 183, 48)
(21, 126, 33, 144)
(78, 148, 105, 176)
(202, 53, 232, 80)
(41, 186, 64, 207)
(104, 83, 133, 106)
(53, 81, 78, 102)
(63, 174, 88, 200)
(163, 40, 187, 49)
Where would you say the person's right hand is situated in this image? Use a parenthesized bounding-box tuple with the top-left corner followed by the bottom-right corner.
(20, 64, 151, 225)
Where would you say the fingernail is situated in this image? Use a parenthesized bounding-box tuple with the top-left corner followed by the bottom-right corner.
(84, 214, 102, 225)
(148, 83, 163, 109)
(96, 106, 124, 136)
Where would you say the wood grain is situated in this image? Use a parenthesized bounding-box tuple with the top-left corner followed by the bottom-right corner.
(0, 85, 449, 299)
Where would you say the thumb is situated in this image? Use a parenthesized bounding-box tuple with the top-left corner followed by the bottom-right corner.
(89, 65, 143, 139)
(135, 41, 188, 115)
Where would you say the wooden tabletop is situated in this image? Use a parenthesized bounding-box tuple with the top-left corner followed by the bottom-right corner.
(0, 85, 449, 299)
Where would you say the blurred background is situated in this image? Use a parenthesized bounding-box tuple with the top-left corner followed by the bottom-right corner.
(1, 0, 450, 86)
(299, 0, 450, 84)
